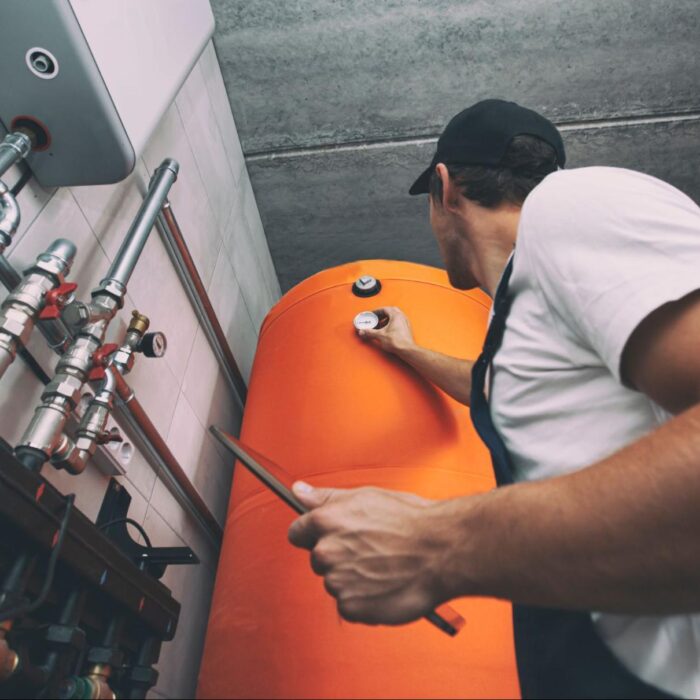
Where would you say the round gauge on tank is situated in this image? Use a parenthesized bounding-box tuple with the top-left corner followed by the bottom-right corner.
(353, 311, 380, 331)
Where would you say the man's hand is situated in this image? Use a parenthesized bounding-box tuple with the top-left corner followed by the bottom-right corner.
(357, 306, 474, 405)
(357, 306, 415, 354)
(287, 481, 449, 625)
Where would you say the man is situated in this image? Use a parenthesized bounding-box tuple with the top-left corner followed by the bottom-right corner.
(287, 99, 700, 698)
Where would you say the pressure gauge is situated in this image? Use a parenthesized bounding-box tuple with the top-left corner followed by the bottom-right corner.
(139, 332, 167, 358)
(353, 311, 380, 331)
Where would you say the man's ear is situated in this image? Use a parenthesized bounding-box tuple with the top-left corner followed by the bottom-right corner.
(435, 163, 459, 213)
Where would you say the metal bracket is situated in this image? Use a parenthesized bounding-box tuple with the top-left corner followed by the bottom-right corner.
(96, 479, 198, 580)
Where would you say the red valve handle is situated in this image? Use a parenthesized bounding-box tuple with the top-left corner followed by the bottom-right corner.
(39, 282, 78, 320)
(87, 343, 119, 381)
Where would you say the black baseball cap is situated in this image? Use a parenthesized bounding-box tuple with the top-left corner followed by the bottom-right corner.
(409, 99, 566, 195)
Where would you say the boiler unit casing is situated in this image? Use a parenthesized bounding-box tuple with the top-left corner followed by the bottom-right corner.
(197, 260, 521, 699)
(0, 0, 214, 186)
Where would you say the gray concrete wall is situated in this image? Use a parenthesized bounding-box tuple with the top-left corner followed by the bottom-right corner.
(212, 0, 700, 291)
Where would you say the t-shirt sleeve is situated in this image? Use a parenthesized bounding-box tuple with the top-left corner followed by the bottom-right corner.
(521, 168, 700, 383)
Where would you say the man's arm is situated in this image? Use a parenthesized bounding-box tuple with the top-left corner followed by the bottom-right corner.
(288, 291, 700, 624)
(359, 307, 474, 405)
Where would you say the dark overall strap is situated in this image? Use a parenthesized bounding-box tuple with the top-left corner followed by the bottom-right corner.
(469, 256, 675, 700)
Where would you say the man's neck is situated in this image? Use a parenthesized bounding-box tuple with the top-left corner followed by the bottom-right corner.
(470, 207, 520, 298)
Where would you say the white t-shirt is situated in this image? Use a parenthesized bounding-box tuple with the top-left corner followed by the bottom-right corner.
(490, 166, 700, 698)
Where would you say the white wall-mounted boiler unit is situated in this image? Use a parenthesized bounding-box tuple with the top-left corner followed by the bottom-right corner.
(0, 0, 215, 186)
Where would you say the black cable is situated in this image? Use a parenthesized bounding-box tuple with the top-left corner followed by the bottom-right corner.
(18, 347, 51, 385)
(0, 494, 75, 620)
(9, 166, 32, 197)
(98, 517, 152, 549)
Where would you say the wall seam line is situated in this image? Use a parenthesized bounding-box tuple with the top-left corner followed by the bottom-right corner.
(244, 110, 700, 162)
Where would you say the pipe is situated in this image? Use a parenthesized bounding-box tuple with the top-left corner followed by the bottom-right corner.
(15, 282, 122, 470)
(112, 368, 223, 543)
(0, 260, 222, 547)
(52, 366, 119, 474)
(0, 133, 32, 255)
(14, 162, 178, 470)
(0, 133, 31, 179)
(3, 161, 229, 543)
(157, 201, 247, 403)
(102, 160, 178, 291)
(0, 239, 76, 380)
(0, 254, 75, 353)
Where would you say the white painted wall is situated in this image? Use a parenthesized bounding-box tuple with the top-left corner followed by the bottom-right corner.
(0, 40, 280, 698)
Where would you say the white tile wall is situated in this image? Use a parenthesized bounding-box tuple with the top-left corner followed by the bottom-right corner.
(0, 40, 280, 698)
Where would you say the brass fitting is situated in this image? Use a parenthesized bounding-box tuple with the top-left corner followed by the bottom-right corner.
(0, 620, 19, 683)
(60, 665, 115, 699)
(128, 310, 149, 336)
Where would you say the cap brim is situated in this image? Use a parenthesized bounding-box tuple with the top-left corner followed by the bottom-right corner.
(408, 165, 433, 195)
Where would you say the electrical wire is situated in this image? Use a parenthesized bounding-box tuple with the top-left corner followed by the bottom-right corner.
(0, 493, 75, 621)
(98, 517, 152, 549)
(18, 347, 51, 385)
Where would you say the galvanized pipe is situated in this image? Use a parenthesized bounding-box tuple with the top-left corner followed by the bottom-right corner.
(0, 255, 72, 353)
(15, 159, 182, 471)
(0, 133, 31, 180)
(51, 366, 118, 475)
(0, 133, 32, 256)
(0, 239, 76, 380)
(102, 159, 178, 291)
(157, 202, 247, 404)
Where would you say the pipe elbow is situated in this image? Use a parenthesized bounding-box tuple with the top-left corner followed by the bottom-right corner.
(100, 365, 118, 396)
(51, 434, 88, 475)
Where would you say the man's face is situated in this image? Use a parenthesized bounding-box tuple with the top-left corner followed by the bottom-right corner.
(429, 195, 479, 290)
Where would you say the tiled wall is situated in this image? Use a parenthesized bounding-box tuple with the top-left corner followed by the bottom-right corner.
(0, 40, 281, 698)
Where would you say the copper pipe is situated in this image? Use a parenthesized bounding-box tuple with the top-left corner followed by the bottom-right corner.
(112, 368, 223, 543)
(158, 202, 247, 402)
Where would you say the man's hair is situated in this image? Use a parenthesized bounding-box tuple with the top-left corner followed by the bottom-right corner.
(429, 134, 559, 208)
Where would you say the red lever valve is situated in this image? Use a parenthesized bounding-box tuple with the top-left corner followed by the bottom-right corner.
(39, 282, 78, 320)
(87, 343, 119, 381)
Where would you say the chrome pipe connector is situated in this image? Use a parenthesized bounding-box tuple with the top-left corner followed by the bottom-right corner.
(101, 159, 179, 291)
(62, 299, 115, 331)
(0, 239, 76, 380)
(15, 331, 108, 470)
(0, 132, 32, 179)
(52, 367, 120, 474)
(0, 132, 32, 255)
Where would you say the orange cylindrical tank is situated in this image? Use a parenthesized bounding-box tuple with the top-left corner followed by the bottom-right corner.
(197, 260, 520, 699)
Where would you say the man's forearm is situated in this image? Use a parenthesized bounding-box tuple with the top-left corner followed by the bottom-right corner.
(396, 345, 473, 405)
(434, 402, 700, 614)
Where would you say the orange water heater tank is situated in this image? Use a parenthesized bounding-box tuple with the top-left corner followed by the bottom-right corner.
(197, 260, 520, 699)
